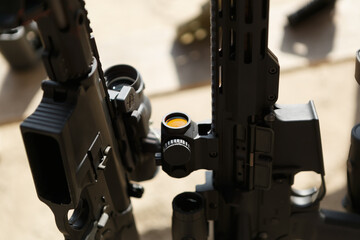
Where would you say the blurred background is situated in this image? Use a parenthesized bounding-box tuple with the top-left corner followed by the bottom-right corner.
(0, 0, 360, 239)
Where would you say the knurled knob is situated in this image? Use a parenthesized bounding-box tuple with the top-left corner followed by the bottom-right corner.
(163, 139, 191, 165)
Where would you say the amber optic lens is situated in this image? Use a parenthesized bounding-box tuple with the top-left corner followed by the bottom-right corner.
(166, 117, 188, 128)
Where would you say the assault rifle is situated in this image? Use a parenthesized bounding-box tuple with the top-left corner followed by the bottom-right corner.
(2, 0, 360, 239)
(159, 0, 360, 239)
(158, 1, 360, 239)
(0, 0, 158, 239)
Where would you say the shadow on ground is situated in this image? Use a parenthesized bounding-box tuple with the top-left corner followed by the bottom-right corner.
(321, 186, 347, 212)
(171, 2, 210, 88)
(141, 227, 171, 240)
(0, 62, 45, 124)
(171, 39, 210, 88)
(280, 8, 336, 62)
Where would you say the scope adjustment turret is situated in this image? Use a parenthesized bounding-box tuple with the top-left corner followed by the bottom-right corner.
(163, 139, 191, 166)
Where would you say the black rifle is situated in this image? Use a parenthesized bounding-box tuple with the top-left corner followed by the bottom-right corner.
(158, 0, 360, 239)
(0, 0, 158, 239)
(1, 0, 360, 240)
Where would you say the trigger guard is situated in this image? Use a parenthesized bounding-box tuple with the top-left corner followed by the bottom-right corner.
(291, 175, 326, 208)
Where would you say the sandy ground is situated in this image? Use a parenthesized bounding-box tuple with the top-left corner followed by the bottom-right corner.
(1, 0, 360, 239)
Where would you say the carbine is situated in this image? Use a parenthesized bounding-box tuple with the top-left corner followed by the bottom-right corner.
(159, 0, 360, 239)
(1, 0, 360, 239)
(0, 0, 158, 239)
